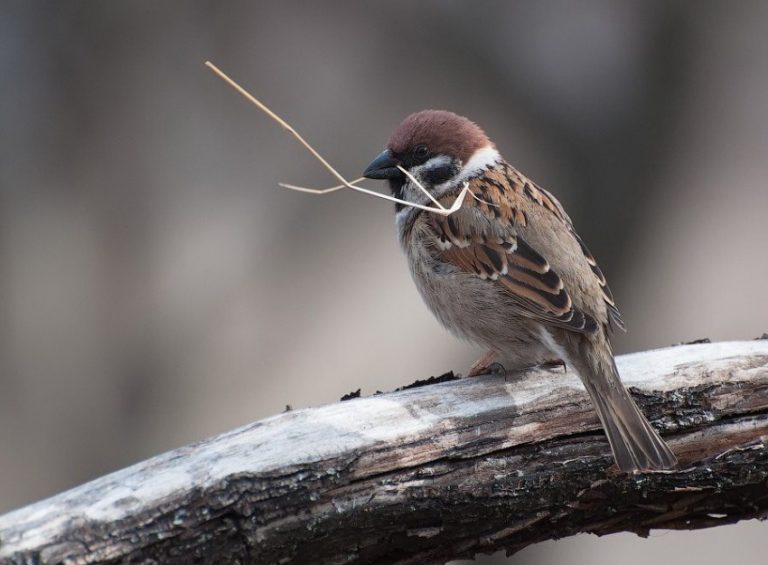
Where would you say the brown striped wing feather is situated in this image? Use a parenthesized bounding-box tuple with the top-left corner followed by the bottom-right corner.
(428, 163, 623, 334)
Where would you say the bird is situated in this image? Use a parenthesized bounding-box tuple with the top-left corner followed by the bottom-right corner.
(362, 110, 677, 472)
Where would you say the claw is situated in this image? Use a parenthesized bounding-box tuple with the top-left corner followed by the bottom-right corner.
(468, 350, 497, 377)
(487, 362, 508, 380)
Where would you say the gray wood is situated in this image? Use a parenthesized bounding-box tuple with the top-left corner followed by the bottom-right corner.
(1, 340, 767, 564)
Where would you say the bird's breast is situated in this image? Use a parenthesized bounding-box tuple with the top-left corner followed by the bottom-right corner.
(402, 220, 548, 359)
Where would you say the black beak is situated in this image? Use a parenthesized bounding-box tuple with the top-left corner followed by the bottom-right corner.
(363, 149, 401, 180)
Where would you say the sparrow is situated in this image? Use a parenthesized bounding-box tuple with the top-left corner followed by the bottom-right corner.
(362, 110, 677, 472)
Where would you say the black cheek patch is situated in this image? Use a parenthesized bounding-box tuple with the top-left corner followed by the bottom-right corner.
(388, 177, 405, 200)
(388, 178, 406, 212)
(423, 163, 459, 186)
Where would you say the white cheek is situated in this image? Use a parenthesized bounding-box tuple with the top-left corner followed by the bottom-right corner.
(432, 145, 501, 197)
(460, 146, 501, 180)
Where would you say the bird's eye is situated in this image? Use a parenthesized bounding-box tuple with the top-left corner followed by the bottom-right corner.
(414, 144, 429, 159)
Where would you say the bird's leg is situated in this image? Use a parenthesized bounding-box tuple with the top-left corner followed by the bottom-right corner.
(467, 350, 506, 377)
(469, 350, 567, 379)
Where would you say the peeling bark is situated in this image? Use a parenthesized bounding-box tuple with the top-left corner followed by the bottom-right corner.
(1, 340, 767, 564)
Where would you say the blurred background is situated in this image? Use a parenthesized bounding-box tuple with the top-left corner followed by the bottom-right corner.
(1, 1, 766, 563)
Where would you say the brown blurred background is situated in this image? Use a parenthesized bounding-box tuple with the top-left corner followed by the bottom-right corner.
(1, 1, 766, 563)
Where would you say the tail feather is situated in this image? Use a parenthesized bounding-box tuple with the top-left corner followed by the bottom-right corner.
(572, 348, 677, 472)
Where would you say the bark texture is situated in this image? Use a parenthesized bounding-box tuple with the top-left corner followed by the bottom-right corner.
(1, 340, 767, 564)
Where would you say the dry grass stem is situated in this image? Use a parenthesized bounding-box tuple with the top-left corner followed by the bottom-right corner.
(205, 61, 468, 216)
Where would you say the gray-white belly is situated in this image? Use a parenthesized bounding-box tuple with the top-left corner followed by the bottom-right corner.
(405, 235, 552, 368)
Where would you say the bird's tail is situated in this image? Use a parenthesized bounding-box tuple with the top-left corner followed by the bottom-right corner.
(571, 343, 677, 472)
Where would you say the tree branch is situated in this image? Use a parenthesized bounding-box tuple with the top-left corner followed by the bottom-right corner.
(1, 340, 768, 564)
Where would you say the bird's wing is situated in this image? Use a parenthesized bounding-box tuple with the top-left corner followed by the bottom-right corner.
(570, 230, 625, 331)
(428, 163, 623, 333)
(531, 181, 625, 331)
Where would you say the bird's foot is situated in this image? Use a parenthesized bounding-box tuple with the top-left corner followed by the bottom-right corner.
(467, 350, 507, 378)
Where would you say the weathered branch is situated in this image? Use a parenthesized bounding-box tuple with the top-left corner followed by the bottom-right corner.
(1, 340, 767, 564)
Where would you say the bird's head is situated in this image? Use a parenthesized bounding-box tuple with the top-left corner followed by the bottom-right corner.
(363, 110, 499, 209)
